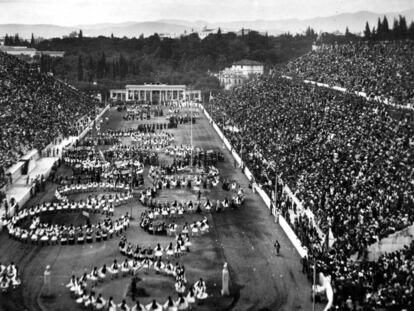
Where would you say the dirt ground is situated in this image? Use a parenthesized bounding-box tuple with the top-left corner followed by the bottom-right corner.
(0, 106, 323, 311)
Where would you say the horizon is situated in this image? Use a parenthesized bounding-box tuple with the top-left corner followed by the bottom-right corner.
(1, 7, 414, 27)
(0, 0, 413, 26)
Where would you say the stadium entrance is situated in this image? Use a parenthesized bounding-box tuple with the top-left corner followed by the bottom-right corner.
(109, 84, 202, 103)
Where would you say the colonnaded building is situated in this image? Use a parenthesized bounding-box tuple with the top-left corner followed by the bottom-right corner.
(110, 84, 202, 103)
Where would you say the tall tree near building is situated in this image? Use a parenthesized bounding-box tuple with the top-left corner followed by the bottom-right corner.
(217, 28, 222, 40)
(382, 16, 390, 38)
(364, 22, 371, 39)
(345, 26, 350, 37)
(398, 15, 408, 38)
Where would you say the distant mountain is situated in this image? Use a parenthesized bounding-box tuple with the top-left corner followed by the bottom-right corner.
(82, 22, 190, 37)
(0, 22, 191, 39)
(212, 9, 414, 34)
(0, 24, 75, 39)
(0, 9, 413, 39)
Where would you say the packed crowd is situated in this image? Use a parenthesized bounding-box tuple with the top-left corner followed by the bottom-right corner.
(280, 41, 414, 106)
(206, 73, 414, 309)
(0, 52, 102, 187)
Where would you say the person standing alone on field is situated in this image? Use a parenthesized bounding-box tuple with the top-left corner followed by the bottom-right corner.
(274, 240, 280, 256)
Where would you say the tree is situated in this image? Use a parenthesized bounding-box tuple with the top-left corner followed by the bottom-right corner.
(14, 34, 20, 45)
(79, 29, 83, 39)
(398, 15, 408, 38)
(87, 55, 95, 82)
(119, 54, 128, 79)
(364, 22, 371, 39)
(305, 26, 315, 38)
(345, 26, 350, 37)
(409, 21, 414, 39)
(377, 18, 382, 39)
(382, 16, 389, 33)
(30, 33, 35, 46)
(96, 52, 106, 78)
(217, 28, 222, 40)
(379, 16, 390, 39)
(77, 55, 84, 81)
(392, 18, 399, 39)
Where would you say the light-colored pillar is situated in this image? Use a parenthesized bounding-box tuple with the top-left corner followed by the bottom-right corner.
(150, 90, 153, 103)
(144, 90, 147, 101)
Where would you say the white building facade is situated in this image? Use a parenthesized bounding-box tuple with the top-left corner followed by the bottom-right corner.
(110, 84, 202, 103)
(230, 59, 264, 77)
(216, 59, 264, 90)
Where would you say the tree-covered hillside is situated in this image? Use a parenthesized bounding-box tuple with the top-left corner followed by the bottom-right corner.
(30, 30, 317, 98)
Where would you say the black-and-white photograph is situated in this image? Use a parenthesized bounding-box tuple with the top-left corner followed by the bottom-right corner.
(0, 0, 413, 310)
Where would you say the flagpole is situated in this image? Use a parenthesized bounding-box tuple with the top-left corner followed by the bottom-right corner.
(190, 101, 193, 173)
(275, 171, 277, 213)
(313, 258, 316, 311)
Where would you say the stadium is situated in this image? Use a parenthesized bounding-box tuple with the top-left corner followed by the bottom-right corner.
(0, 1, 413, 311)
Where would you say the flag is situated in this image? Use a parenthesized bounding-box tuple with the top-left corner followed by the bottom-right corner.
(324, 227, 335, 250)
(55, 190, 62, 200)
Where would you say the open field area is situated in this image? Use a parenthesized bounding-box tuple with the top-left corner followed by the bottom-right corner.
(0, 106, 321, 311)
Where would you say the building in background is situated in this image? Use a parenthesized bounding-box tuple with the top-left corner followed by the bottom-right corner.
(197, 26, 220, 40)
(230, 59, 264, 76)
(110, 84, 202, 103)
(215, 59, 264, 90)
(0, 45, 65, 58)
(0, 46, 37, 57)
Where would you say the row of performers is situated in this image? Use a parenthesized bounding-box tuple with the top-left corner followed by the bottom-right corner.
(12, 196, 132, 219)
(143, 197, 243, 215)
(140, 218, 209, 237)
(57, 182, 131, 195)
(68, 259, 207, 310)
(105, 126, 166, 136)
(119, 235, 192, 259)
(150, 176, 220, 191)
(6, 214, 130, 245)
(142, 199, 226, 216)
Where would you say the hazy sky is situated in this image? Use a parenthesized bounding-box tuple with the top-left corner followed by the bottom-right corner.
(0, 0, 412, 25)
